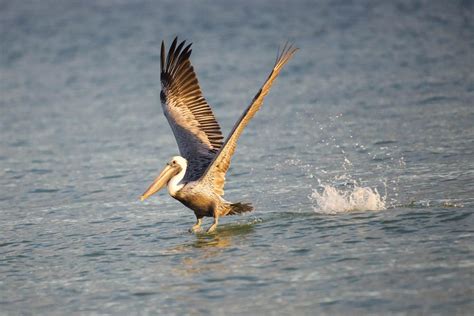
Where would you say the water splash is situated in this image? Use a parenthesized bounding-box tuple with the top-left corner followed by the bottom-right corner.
(284, 113, 403, 214)
(310, 183, 386, 214)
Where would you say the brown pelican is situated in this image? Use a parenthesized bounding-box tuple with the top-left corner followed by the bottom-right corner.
(140, 37, 297, 233)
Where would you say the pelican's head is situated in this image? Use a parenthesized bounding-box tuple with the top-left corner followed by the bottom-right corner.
(140, 156, 187, 201)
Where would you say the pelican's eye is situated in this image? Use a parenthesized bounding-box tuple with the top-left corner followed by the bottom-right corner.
(172, 160, 176, 165)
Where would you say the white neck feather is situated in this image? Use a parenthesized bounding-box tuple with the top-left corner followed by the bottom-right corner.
(167, 165, 186, 196)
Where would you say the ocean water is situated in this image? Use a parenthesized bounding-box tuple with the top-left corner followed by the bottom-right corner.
(1, 0, 473, 314)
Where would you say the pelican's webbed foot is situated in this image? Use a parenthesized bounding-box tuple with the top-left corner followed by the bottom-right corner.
(206, 217, 219, 233)
(189, 218, 203, 233)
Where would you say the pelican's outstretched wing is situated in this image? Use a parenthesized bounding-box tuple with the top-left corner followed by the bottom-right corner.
(199, 43, 298, 196)
(160, 37, 224, 181)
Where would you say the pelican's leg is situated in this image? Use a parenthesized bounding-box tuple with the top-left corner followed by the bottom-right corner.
(206, 215, 219, 233)
(189, 217, 203, 233)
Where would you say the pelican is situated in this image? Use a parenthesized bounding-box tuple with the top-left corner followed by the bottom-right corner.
(140, 37, 297, 233)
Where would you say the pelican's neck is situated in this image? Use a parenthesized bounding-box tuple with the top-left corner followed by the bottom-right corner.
(167, 165, 186, 196)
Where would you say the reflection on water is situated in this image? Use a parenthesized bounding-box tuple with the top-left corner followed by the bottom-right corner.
(192, 221, 256, 248)
(170, 221, 256, 276)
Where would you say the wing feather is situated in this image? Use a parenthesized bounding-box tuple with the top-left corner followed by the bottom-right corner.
(160, 37, 224, 181)
(199, 43, 298, 196)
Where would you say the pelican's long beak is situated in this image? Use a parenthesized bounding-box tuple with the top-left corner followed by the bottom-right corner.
(140, 164, 176, 201)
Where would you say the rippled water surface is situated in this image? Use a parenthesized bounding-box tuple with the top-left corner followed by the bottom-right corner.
(1, 0, 473, 314)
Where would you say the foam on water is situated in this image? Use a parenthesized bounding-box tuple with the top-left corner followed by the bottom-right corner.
(310, 183, 386, 214)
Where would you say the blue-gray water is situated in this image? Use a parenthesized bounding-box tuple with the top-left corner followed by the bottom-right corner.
(1, 0, 473, 314)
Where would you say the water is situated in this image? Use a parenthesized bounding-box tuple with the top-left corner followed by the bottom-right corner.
(1, 0, 473, 314)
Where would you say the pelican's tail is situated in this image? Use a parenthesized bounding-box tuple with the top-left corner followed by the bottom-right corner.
(227, 202, 254, 215)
